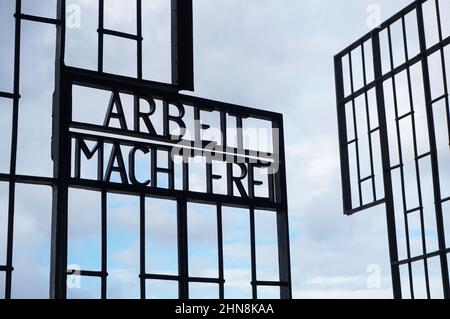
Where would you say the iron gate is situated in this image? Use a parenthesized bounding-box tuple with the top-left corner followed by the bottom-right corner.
(335, 0, 450, 299)
(0, 0, 292, 299)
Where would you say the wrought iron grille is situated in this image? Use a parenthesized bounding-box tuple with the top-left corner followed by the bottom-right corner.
(0, 0, 292, 299)
(335, 0, 450, 299)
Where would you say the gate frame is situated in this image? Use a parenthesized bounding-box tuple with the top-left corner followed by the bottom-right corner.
(335, 0, 450, 299)
(47, 0, 291, 300)
(0, 0, 291, 300)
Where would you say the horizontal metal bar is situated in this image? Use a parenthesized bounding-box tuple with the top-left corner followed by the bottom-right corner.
(68, 66, 179, 92)
(390, 163, 403, 171)
(155, 167, 172, 174)
(142, 274, 224, 285)
(397, 111, 414, 122)
(0, 266, 14, 272)
(416, 152, 431, 161)
(66, 67, 283, 121)
(141, 274, 180, 281)
(346, 138, 358, 145)
(189, 277, 224, 284)
(431, 93, 448, 105)
(406, 206, 422, 214)
(369, 127, 380, 134)
(69, 178, 281, 211)
(14, 13, 60, 25)
(0, 173, 56, 186)
(360, 175, 374, 183)
(99, 28, 143, 41)
(67, 270, 107, 278)
(0, 92, 19, 99)
(345, 198, 386, 216)
(254, 281, 289, 287)
(395, 248, 450, 266)
(441, 196, 450, 204)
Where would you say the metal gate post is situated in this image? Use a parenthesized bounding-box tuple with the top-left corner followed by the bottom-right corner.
(371, 30, 402, 299)
(416, 3, 450, 299)
(50, 0, 70, 299)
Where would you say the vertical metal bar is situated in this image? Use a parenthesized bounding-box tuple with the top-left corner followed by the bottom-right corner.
(136, 0, 143, 80)
(401, 15, 431, 299)
(268, 165, 275, 203)
(435, 0, 450, 150)
(334, 55, 353, 213)
(168, 152, 175, 190)
(51, 0, 70, 299)
(361, 43, 377, 201)
(206, 160, 213, 194)
(226, 162, 233, 197)
(416, 3, 450, 299)
(101, 190, 107, 299)
(5, 0, 22, 300)
(349, 52, 363, 207)
(236, 116, 244, 151)
(139, 194, 146, 299)
(194, 107, 201, 144)
(171, 0, 194, 91)
(272, 116, 292, 299)
(372, 30, 402, 299)
(217, 204, 224, 299)
(151, 148, 157, 188)
(249, 208, 257, 299)
(177, 199, 189, 299)
(98, 0, 104, 73)
(220, 111, 227, 156)
(247, 164, 254, 199)
(98, 139, 104, 182)
(74, 137, 81, 179)
(387, 24, 414, 299)
(182, 156, 189, 192)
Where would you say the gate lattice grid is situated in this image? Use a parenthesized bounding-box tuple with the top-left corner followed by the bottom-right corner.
(335, 0, 450, 299)
(0, 0, 292, 299)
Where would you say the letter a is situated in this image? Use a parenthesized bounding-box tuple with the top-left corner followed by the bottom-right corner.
(104, 91, 128, 130)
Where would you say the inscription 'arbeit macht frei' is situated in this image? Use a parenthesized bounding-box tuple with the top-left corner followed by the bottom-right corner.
(72, 90, 279, 200)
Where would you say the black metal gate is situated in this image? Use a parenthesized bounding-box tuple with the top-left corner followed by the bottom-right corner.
(0, 0, 292, 299)
(335, 0, 450, 299)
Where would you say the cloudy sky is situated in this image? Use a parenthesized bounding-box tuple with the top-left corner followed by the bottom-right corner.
(1, 0, 450, 299)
